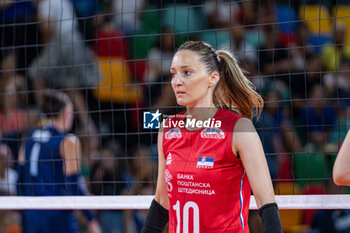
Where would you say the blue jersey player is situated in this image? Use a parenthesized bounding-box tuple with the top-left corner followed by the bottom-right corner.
(18, 91, 101, 233)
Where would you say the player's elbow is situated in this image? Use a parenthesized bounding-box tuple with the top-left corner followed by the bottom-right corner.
(333, 175, 346, 186)
(154, 191, 170, 210)
(333, 169, 350, 186)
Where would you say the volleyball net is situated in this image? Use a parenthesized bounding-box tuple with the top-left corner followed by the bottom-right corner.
(1, 195, 350, 210)
(1, 0, 350, 231)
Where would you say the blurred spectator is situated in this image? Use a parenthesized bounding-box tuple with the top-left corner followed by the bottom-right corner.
(18, 90, 101, 233)
(287, 52, 322, 119)
(301, 85, 336, 138)
(70, 0, 98, 44)
(0, 0, 39, 75)
(90, 145, 127, 195)
(0, 76, 39, 168)
(149, 0, 203, 6)
(146, 28, 175, 106)
(0, 75, 40, 170)
(223, 21, 257, 74)
(255, 88, 302, 180)
(28, 0, 99, 89)
(238, 0, 275, 25)
(324, 58, 350, 103)
(151, 82, 178, 119)
(29, 0, 99, 143)
(0, 48, 38, 108)
(256, 0, 275, 25)
(79, 124, 100, 178)
(294, 129, 333, 188)
(124, 145, 156, 232)
(0, 144, 17, 195)
(94, 4, 130, 59)
(202, 0, 238, 49)
(238, 0, 256, 26)
(0, 143, 20, 233)
(112, 0, 145, 34)
(230, 21, 257, 64)
(254, 91, 281, 179)
(0, 49, 16, 81)
(204, 0, 239, 28)
(71, 0, 98, 18)
(259, 25, 290, 75)
(129, 146, 156, 193)
(310, 179, 350, 233)
(328, 106, 350, 146)
(290, 23, 314, 72)
(304, 52, 323, 87)
(322, 21, 350, 71)
(0, 0, 36, 31)
(294, 85, 336, 188)
(90, 142, 128, 233)
(0, 209, 21, 233)
(0, 76, 27, 135)
(311, 209, 350, 233)
(236, 0, 277, 49)
(0, 142, 20, 233)
(91, 2, 141, 143)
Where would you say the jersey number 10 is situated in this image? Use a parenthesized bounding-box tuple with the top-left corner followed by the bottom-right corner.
(173, 200, 199, 233)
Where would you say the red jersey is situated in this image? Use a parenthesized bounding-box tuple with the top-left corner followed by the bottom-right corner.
(163, 108, 251, 233)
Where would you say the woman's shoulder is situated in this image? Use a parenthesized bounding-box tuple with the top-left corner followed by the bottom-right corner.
(214, 108, 250, 133)
(217, 108, 246, 121)
(63, 133, 79, 143)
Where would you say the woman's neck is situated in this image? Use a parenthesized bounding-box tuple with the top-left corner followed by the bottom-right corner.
(186, 106, 218, 122)
(185, 94, 217, 122)
(46, 119, 64, 133)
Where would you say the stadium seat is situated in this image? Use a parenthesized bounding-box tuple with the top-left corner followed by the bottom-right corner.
(276, 5, 299, 32)
(274, 183, 309, 233)
(308, 34, 332, 52)
(130, 33, 159, 58)
(293, 150, 331, 188)
(302, 185, 324, 225)
(130, 5, 161, 58)
(274, 182, 302, 195)
(201, 30, 231, 50)
(162, 4, 205, 33)
(299, 5, 331, 34)
(280, 31, 296, 47)
(140, 5, 161, 35)
(329, 116, 349, 143)
(333, 6, 350, 43)
(94, 57, 142, 104)
(277, 153, 293, 180)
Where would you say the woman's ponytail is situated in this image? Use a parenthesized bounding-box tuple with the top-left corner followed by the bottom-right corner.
(215, 50, 263, 120)
(177, 41, 263, 120)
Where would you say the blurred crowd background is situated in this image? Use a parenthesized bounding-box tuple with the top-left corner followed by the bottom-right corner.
(0, 0, 350, 232)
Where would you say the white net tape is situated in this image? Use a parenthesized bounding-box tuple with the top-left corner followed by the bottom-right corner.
(0, 195, 349, 210)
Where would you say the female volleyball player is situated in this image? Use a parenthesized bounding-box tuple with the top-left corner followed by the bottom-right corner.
(142, 41, 282, 232)
(333, 130, 350, 186)
(18, 91, 101, 233)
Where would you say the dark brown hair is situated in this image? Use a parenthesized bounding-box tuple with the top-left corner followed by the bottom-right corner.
(177, 41, 263, 119)
(41, 90, 71, 119)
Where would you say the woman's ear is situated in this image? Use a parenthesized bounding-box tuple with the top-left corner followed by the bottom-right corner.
(209, 71, 220, 87)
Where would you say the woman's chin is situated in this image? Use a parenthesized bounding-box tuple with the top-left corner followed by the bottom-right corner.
(177, 102, 186, 106)
(176, 98, 187, 106)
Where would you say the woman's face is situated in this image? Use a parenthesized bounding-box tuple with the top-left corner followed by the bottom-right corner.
(170, 50, 218, 107)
